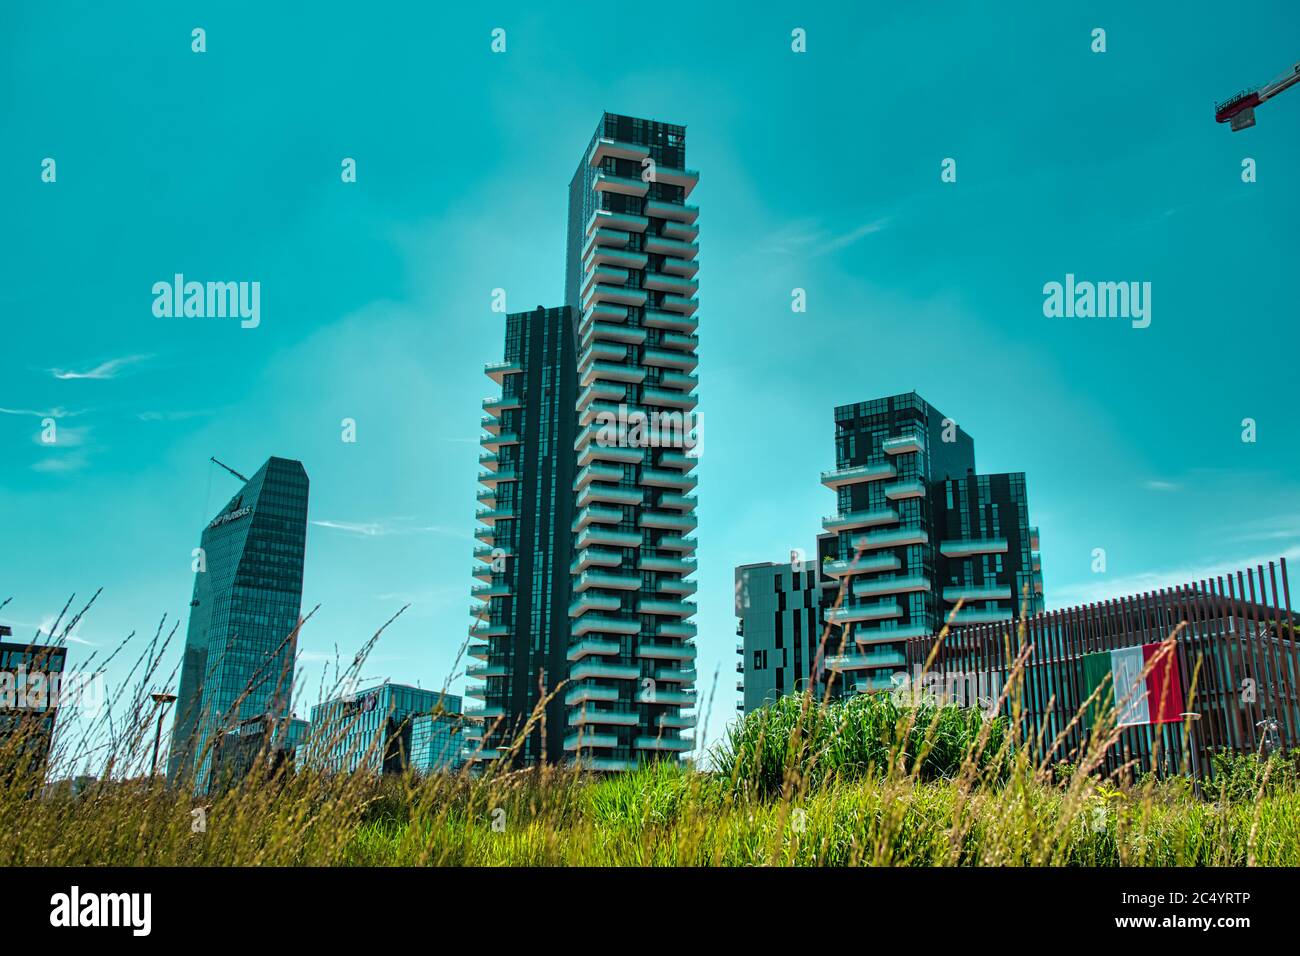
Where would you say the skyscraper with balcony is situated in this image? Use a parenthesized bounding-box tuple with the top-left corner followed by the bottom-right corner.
(816, 393, 1042, 696)
(167, 456, 309, 792)
(562, 113, 700, 769)
(469, 305, 578, 767)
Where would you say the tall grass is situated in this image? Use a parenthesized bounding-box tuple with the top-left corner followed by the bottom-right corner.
(3, 591, 1298, 866)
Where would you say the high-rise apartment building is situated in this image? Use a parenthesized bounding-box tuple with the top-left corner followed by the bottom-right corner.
(815, 393, 1042, 696)
(167, 456, 309, 791)
(302, 682, 462, 775)
(562, 113, 700, 769)
(469, 306, 578, 767)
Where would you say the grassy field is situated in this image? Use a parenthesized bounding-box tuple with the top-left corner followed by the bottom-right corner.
(5, 691, 1298, 867)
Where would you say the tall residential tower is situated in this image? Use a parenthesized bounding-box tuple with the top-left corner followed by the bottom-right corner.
(561, 113, 701, 769)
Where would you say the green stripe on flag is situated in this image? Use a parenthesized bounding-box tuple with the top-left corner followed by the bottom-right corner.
(1081, 651, 1114, 731)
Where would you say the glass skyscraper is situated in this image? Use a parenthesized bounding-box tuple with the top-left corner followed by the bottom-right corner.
(302, 682, 463, 775)
(562, 113, 700, 769)
(166, 456, 309, 792)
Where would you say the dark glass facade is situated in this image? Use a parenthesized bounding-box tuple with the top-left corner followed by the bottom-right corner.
(166, 456, 309, 792)
(734, 559, 826, 713)
(812, 392, 1042, 697)
(303, 682, 463, 775)
(471, 305, 578, 767)
(0, 633, 67, 780)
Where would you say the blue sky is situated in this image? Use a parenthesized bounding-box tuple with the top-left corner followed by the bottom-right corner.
(3, 1, 1298, 769)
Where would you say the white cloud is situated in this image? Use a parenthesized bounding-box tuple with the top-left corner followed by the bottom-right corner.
(1051, 545, 1300, 607)
(312, 518, 469, 540)
(0, 406, 84, 418)
(1142, 479, 1180, 492)
(49, 354, 151, 380)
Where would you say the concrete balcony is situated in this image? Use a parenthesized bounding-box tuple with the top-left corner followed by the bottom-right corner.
(827, 601, 903, 624)
(569, 706, 639, 727)
(656, 491, 697, 511)
(580, 302, 629, 329)
(467, 621, 509, 639)
(662, 220, 699, 242)
(656, 712, 697, 728)
(939, 538, 1008, 558)
(636, 597, 696, 618)
(484, 360, 522, 385)
(470, 582, 511, 601)
(659, 293, 698, 315)
(473, 526, 495, 546)
(635, 688, 693, 706)
(659, 331, 699, 351)
(578, 399, 625, 428)
(637, 641, 697, 660)
(479, 431, 519, 453)
(463, 705, 504, 719)
(572, 502, 625, 532)
(582, 264, 630, 294)
(582, 284, 647, 310)
(643, 235, 699, 259)
(882, 432, 925, 455)
(653, 620, 697, 640)
(655, 667, 697, 686)
(569, 592, 622, 617)
(821, 508, 899, 534)
(482, 394, 522, 417)
(853, 622, 932, 645)
(576, 440, 643, 469)
(659, 256, 699, 278)
(659, 371, 699, 392)
(571, 546, 624, 573)
(642, 386, 697, 410)
(946, 607, 1014, 626)
(640, 510, 697, 533)
(645, 198, 699, 223)
(641, 467, 697, 490)
(657, 576, 697, 596)
(643, 346, 698, 371)
(584, 247, 648, 272)
(1029, 527, 1041, 551)
(583, 228, 631, 257)
(467, 642, 490, 660)
(572, 613, 641, 638)
(581, 321, 647, 347)
(579, 360, 646, 388)
(853, 575, 932, 598)
(574, 462, 625, 490)
(593, 170, 648, 197)
(638, 553, 697, 575)
(566, 638, 623, 661)
(576, 380, 626, 410)
(883, 479, 926, 501)
(943, 584, 1013, 603)
(588, 137, 650, 166)
(586, 208, 648, 235)
(565, 683, 620, 706)
(576, 482, 643, 509)
(465, 663, 508, 679)
(635, 735, 693, 752)
(644, 272, 699, 296)
(565, 732, 619, 751)
(650, 165, 699, 196)
(853, 527, 929, 551)
(475, 505, 515, 525)
(473, 544, 510, 563)
(643, 309, 697, 333)
(825, 650, 908, 671)
(574, 570, 641, 592)
(820, 462, 897, 490)
(477, 466, 517, 487)
(656, 534, 698, 553)
(569, 660, 640, 681)
(576, 526, 641, 551)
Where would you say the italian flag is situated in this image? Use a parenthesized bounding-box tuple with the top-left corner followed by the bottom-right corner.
(1081, 643, 1182, 728)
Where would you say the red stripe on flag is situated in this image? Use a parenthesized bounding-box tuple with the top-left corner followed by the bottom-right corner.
(1142, 642, 1182, 725)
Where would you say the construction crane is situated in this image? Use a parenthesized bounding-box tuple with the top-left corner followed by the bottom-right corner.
(1215, 58, 1300, 131)
(209, 456, 248, 483)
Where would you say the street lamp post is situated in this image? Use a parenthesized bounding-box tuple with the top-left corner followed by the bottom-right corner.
(150, 692, 178, 779)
